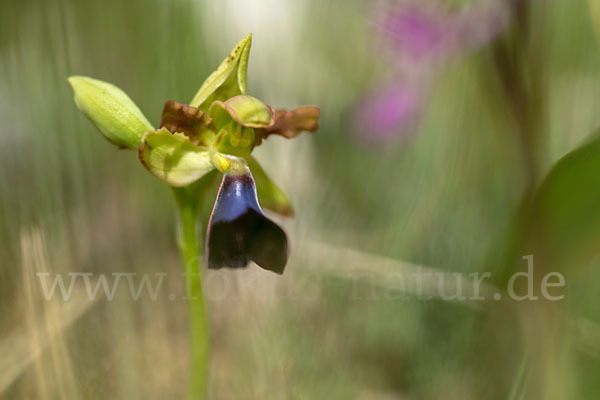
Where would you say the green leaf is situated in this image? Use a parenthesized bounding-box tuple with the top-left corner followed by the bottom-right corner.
(189, 34, 252, 111)
(532, 131, 600, 270)
(589, 0, 600, 44)
(248, 156, 293, 217)
(68, 76, 154, 149)
(139, 128, 214, 187)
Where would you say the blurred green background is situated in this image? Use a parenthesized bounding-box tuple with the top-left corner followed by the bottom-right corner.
(2, 0, 600, 399)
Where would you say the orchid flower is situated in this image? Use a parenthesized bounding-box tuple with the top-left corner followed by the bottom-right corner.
(69, 34, 320, 274)
(68, 33, 318, 399)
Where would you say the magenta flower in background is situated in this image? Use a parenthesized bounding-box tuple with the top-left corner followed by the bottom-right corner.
(375, 3, 448, 65)
(355, 0, 510, 144)
(356, 82, 422, 144)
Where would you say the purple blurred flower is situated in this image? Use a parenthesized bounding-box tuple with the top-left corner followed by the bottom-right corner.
(355, 82, 422, 144)
(376, 4, 448, 64)
(356, 0, 510, 143)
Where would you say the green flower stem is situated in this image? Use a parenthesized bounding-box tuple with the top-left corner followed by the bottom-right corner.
(173, 186, 210, 400)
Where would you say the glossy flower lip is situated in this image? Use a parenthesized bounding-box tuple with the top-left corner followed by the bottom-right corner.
(206, 166, 288, 274)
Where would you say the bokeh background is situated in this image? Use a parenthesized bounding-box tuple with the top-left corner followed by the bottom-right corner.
(2, 0, 600, 398)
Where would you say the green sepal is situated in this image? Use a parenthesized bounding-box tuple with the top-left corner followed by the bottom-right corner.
(207, 95, 274, 159)
(248, 156, 294, 217)
(209, 95, 275, 129)
(68, 76, 154, 149)
(138, 128, 214, 187)
(189, 34, 252, 111)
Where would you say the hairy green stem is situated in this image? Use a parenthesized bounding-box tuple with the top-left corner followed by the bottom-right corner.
(173, 187, 210, 400)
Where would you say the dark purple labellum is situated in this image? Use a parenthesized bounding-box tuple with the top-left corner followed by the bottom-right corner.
(206, 170, 288, 274)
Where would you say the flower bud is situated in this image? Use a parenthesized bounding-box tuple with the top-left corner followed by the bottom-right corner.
(68, 76, 153, 149)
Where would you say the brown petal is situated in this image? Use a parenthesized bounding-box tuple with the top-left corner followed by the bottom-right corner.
(254, 106, 320, 146)
(160, 100, 214, 147)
